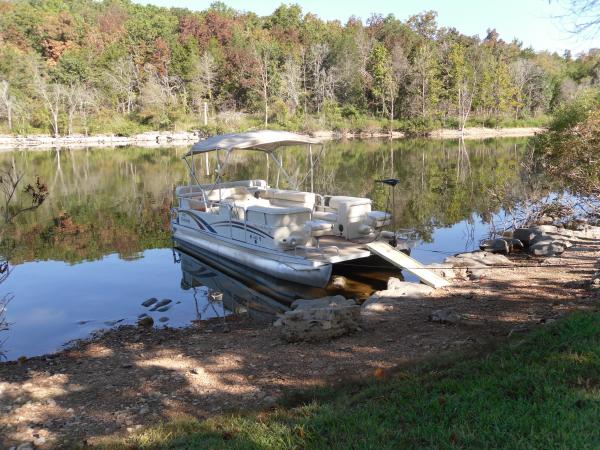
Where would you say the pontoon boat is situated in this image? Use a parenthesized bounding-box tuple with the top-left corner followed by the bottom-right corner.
(171, 131, 406, 288)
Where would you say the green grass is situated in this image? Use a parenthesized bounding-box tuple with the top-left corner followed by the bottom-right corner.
(96, 311, 600, 449)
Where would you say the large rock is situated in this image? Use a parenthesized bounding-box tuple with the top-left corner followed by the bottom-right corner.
(529, 241, 567, 257)
(552, 225, 600, 240)
(362, 281, 434, 314)
(428, 309, 464, 324)
(452, 251, 513, 267)
(503, 238, 525, 251)
(385, 278, 435, 296)
(137, 316, 154, 327)
(530, 225, 559, 234)
(142, 297, 157, 307)
(362, 297, 403, 314)
(150, 298, 172, 311)
(479, 238, 510, 254)
(444, 251, 512, 281)
(480, 238, 523, 254)
(530, 234, 554, 246)
(513, 228, 538, 246)
(274, 295, 360, 342)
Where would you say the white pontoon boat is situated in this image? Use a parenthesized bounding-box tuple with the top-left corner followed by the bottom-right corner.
(171, 130, 407, 288)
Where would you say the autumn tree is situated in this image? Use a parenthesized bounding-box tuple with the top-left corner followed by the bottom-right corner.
(0, 1, 591, 133)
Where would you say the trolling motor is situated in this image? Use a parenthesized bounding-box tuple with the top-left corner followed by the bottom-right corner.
(375, 178, 401, 246)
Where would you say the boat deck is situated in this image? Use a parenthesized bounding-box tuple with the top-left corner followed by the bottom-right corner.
(285, 235, 372, 264)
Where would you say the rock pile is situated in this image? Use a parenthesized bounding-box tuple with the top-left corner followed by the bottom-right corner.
(273, 295, 361, 342)
(479, 224, 579, 258)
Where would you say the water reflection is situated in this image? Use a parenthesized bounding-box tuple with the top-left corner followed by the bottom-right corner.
(176, 246, 400, 322)
(179, 249, 290, 322)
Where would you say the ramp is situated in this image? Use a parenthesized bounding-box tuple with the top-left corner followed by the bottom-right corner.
(366, 241, 450, 289)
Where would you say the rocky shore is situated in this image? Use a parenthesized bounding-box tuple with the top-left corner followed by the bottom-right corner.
(0, 131, 201, 151)
(0, 127, 542, 151)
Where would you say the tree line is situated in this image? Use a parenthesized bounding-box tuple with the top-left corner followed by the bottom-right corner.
(0, 0, 598, 136)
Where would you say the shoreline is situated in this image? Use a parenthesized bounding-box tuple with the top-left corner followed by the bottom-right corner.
(0, 127, 543, 151)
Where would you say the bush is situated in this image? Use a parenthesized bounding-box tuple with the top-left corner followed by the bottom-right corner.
(89, 113, 149, 136)
(535, 101, 600, 195)
(340, 105, 361, 119)
(548, 89, 600, 132)
(397, 117, 435, 136)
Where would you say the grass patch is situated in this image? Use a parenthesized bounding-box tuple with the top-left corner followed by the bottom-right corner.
(97, 311, 600, 449)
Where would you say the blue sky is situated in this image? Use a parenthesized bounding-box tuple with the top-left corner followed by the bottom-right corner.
(135, 0, 599, 54)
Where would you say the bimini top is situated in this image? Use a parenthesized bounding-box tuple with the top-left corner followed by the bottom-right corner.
(185, 130, 321, 156)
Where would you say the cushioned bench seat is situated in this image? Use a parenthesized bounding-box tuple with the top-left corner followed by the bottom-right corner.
(304, 219, 335, 237)
(313, 211, 338, 222)
(260, 189, 315, 209)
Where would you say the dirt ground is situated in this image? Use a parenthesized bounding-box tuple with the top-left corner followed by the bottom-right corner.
(1, 235, 599, 449)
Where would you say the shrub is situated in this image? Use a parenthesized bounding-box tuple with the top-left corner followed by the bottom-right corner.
(547, 89, 600, 132)
(340, 105, 361, 119)
(535, 102, 600, 196)
(397, 117, 435, 136)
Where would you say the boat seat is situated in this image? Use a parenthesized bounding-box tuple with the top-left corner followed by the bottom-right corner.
(219, 197, 270, 220)
(206, 186, 250, 201)
(313, 210, 338, 222)
(328, 196, 372, 209)
(186, 198, 207, 211)
(260, 189, 315, 209)
(304, 219, 335, 237)
(367, 210, 391, 227)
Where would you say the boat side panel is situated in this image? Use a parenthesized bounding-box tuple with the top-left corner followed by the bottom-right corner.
(172, 223, 332, 288)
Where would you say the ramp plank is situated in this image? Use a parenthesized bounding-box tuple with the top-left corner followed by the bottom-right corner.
(366, 241, 450, 289)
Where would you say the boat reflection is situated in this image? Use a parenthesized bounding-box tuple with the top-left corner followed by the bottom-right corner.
(178, 248, 299, 322)
(175, 243, 401, 322)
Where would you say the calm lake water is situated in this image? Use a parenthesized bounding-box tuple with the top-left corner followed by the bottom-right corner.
(0, 138, 532, 360)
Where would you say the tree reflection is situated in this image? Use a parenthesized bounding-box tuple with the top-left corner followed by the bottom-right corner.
(0, 138, 537, 263)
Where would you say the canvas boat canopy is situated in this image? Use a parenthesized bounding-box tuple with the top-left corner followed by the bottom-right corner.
(185, 130, 321, 157)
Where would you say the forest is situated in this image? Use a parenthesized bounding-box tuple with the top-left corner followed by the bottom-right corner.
(0, 0, 599, 136)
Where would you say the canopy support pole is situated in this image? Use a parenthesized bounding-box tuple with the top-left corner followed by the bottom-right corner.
(183, 156, 208, 209)
(270, 152, 296, 190)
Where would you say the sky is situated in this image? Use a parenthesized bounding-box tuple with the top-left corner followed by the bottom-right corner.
(135, 0, 600, 54)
